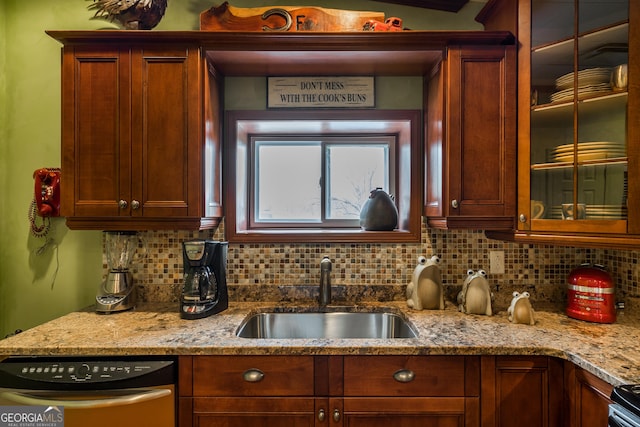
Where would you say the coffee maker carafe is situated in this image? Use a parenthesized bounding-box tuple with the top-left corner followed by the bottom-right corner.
(96, 231, 145, 313)
(180, 240, 228, 319)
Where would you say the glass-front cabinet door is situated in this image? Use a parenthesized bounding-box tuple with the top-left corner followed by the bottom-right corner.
(525, 0, 630, 234)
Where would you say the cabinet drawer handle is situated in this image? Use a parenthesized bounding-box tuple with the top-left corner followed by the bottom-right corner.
(318, 409, 325, 422)
(131, 200, 140, 210)
(118, 200, 128, 209)
(242, 368, 265, 383)
(519, 214, 527, 223)
(393, 369, 415, 383)
(333, 409, 341, 422)
(451, 199, 459, 209)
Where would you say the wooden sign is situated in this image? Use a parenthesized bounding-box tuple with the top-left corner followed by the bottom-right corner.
(267, 77, 375, 108)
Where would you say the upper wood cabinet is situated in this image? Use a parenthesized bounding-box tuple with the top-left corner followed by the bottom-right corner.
(425, 44, 516, 230)
(481, 0, 640, 248)
(50, 36, 223, 230)
(49, 30, 513, 232)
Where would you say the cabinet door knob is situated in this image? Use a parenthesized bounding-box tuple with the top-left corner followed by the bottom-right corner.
(519, 214, 527, 223)
(242, 368, 264, 382)
(131, 200, 140, 210)
(318, 409, 325, 422)
(451, 199, 459, 209)
(393, 369, 415, 383)
(333, 409, 341, 422)
(118, 200, 128, 209)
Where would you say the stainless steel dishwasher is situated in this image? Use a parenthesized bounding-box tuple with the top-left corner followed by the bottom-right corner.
(0, 356, 176, 427)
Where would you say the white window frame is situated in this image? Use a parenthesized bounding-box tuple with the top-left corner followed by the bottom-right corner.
(224, 110, 422, 243)
(249, 135, 397, 229)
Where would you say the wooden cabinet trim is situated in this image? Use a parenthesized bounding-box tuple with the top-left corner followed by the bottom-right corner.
(342, 396, 467, 412)
(178, 355, 193, 397)
(193, 396, 316, 412)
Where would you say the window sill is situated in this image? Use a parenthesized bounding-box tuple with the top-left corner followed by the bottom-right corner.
(227, 228, 421, 244)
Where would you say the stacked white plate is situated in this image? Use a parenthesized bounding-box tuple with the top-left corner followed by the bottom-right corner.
(551, 68, 612, 103)
(550, 205, 627, 220)
(548, 141, 626, 162)
(555, 68, 612, 90)
(587, 205, 628, 220)
(550, 83, 612, 103)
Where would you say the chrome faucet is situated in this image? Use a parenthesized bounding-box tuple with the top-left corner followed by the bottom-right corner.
(319, 256, 332, 306)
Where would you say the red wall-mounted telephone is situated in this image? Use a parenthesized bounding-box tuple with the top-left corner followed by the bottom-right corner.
(33, 168, 61, 217)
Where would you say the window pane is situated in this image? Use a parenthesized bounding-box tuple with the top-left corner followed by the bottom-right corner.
(256, 142, 321, 222)
(326, 144, 389, 219)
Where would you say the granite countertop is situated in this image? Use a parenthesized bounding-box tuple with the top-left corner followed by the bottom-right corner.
(0, 301, 638, 387)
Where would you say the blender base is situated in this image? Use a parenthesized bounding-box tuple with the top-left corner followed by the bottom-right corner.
(96, 288, 136, 313)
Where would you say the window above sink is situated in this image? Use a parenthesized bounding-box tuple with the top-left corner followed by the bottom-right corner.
(225, 109, 422, 243)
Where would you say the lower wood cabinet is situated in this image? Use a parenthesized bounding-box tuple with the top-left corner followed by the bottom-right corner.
(179, 355, 480, 427)
(566, 363, 613, 427)
(183, 355, 316, 426)
(179, 355, 613, 427)
(480, 356, 565, 427)
(341, 355, 479, 426)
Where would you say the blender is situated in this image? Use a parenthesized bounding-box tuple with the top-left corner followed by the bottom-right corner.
(96, 231, 145, 313)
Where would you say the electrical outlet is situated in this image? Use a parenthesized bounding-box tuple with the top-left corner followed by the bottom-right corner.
(490, 250, 505, 274)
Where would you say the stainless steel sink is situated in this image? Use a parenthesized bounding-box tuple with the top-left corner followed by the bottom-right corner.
(236, 310, 418, 339)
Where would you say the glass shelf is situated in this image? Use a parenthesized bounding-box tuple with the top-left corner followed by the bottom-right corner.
(531, 22, 628, 102)
(531, 158, 628, 171)
(531, 91, 627, 123)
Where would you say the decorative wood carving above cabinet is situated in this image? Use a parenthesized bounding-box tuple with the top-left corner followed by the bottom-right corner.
(47, 30, 514, 231)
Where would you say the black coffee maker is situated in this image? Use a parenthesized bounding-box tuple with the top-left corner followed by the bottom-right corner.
(180, 240, 228, 319)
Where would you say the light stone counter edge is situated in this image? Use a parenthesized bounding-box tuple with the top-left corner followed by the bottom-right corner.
(0, 301, 637, 387)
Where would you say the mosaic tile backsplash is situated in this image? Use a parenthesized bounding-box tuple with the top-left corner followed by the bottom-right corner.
(111, 220, 640, 312)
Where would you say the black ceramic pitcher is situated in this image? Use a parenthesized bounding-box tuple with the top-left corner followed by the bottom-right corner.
(359, 188, 398, 231)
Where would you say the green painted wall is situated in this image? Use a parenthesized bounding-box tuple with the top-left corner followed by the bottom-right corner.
(0, 1, 106, 339)
(0, 0, 484, 338)
(0, 0, 7, 338)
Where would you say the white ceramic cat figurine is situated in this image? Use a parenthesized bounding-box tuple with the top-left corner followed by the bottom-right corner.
(406, 255, 443, 310)
(457, 269, 493, 316)
(508, 291, 535, 325)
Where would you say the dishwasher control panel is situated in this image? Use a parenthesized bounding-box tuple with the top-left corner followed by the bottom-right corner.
(0, 358, 175, 389)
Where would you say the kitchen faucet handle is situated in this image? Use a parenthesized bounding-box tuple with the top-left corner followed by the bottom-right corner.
(321, 256, 332, 270)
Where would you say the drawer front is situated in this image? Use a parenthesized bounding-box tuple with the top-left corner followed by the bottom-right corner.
(193, 356, 315, 397)
(344, 355, 466, 397)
